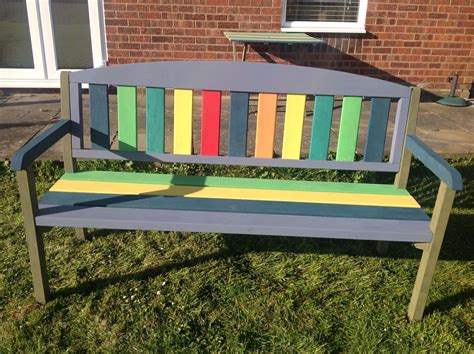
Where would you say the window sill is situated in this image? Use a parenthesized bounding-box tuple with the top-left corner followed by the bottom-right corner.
(281, 27, 366, 34)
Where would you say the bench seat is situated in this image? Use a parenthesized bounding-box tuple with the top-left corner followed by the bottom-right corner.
(37, 171, 431, 243)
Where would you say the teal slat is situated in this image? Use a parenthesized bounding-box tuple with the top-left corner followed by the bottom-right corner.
(40, 191, 429, 221)
(364, 98, 391, 162)
(309, 95, 334, 160)
(89, 84, 109, 150)
(228, 92, 249, 157)
(146, 87, 165, 153)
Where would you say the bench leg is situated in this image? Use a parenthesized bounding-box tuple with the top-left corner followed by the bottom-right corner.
(408, 182, 455, 321)
(75, 228, 90, 240)
(17, 167, 50, 304)
(376, 241, 390, 256)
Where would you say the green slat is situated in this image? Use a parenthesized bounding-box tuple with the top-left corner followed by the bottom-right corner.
(364, 98, 391, 162)
(146, 87, 165, 153)
(40, 192, 429, 221)
(336, 96, 363, 161)
(118, 86, 137, 151)
(61, 171, 410, 196)
(309, 95, 334, 160)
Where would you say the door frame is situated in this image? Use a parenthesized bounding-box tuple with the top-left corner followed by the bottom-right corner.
(0, 0, 107, 88)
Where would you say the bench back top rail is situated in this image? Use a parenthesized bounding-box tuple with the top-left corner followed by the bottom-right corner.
(68, 61, 413, 172)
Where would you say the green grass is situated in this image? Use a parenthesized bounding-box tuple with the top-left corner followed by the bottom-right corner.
(0, 158, 473, 351)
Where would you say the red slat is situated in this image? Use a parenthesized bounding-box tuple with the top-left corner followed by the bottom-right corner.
(201, 90, 221, 156)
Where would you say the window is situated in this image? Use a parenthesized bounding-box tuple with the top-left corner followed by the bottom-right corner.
(281, 0, 367, 33)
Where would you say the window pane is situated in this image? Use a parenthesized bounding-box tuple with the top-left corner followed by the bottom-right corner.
(51, 0, 93, 69)
(286, 0, 360, 23)
(0, 0, 34, 68)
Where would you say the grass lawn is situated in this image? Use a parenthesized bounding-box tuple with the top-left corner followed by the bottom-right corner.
(0, 157, 472, 351)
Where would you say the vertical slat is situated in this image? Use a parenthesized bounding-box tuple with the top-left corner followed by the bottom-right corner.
(117, 86, 137, 151)
(389, 96, 410, 164)
(146, 87, 165, 153)
(364, 97, 391, 162)
(309, 95, 334, 160)
(228, 92, 249, 157)
(282, 94, 306, 160)
(336, 96, 363, 161)
(70, 82, 83, 149)
(255, 93, 277, 158)
(174, 89, 193, 155)
(90, 84, 110, 150)
(201, 90, 221, 156)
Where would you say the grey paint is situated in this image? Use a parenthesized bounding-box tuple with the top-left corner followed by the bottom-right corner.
(71, 149, 401, 172)
(70, 83, 83, 149)
(389, 97, 410, 165)
(36, 204, 432, 243)
(70, 61, 411, 98)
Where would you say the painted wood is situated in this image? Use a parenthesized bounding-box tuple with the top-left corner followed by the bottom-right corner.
(364, 97, 391, 162)
(224, 32, 326, 44)
(89, 84, 110, 150)
(17, 166, 49, 303)
(388, 97, 410, 165)
(70, 82, 83, 149)
(201, 90, 221, 156)
(408, 182, 456, 321)
(282, 94, 306, 159)
(35, 204, 432, 243)
(61, 171, 411, 195)
(406, 135, 463, 190)
(336, 96, 363, 161)
(146, 87, 165, 153)
(255, 93, 278, 158)
(41, 191, 429, 221)
(173, 89, 193, 155)
(60, 71, 75, 173)
(228, 92, 249, 157)
(309, 95, 334, 160)
(50, 180, 420, 208)
(117, 86, 137, 151)
(395, 87, 421, 188)
(72, 148, 400, 172)
(10, 120, 71, 171)
(60, 71, 89, 241)
(70, 61, 411, 98)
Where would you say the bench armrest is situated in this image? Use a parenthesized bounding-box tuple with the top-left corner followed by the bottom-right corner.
(406, 135, 463, 191)
(10, 119, 71, 171)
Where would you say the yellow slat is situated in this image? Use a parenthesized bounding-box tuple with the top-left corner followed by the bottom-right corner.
(282, 94, 306, 159)
(50, 180, 420, 208)
(173, 89, 193, 154)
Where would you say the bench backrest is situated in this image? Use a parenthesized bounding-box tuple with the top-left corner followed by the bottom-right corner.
(66, 61, 414, 173)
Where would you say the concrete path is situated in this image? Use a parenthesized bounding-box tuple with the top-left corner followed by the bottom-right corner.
(0, 93, 472, 162)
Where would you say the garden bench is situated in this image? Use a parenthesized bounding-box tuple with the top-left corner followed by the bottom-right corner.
(11, 61, 463, 321)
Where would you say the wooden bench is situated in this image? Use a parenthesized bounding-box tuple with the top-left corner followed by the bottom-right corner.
(11, 61, 463, 321)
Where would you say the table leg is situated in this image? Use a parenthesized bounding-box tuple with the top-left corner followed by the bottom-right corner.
(232, 42, 236, 61)
(242, 43, 248, 62)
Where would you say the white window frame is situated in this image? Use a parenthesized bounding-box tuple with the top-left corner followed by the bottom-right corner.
(281, 0, 368, 33)
(0, 0, 46, 80)
(0, 0, 107, 88)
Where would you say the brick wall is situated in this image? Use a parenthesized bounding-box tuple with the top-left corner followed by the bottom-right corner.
(104, 0, 474, 95)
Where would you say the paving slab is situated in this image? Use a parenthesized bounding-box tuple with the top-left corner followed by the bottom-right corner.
(0, 92, 472, 163)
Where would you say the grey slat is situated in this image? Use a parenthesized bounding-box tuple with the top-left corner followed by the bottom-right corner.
(89, 84, 110, 150)
(36, 204, 432, 243)
(389, 97, 410, 165)
(70, 61, 411, 98)
(70, 82, 83, 149)
(72, 149, 400, 172)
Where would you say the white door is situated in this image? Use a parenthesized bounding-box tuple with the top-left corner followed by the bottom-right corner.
(0, 0, 107, 88)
